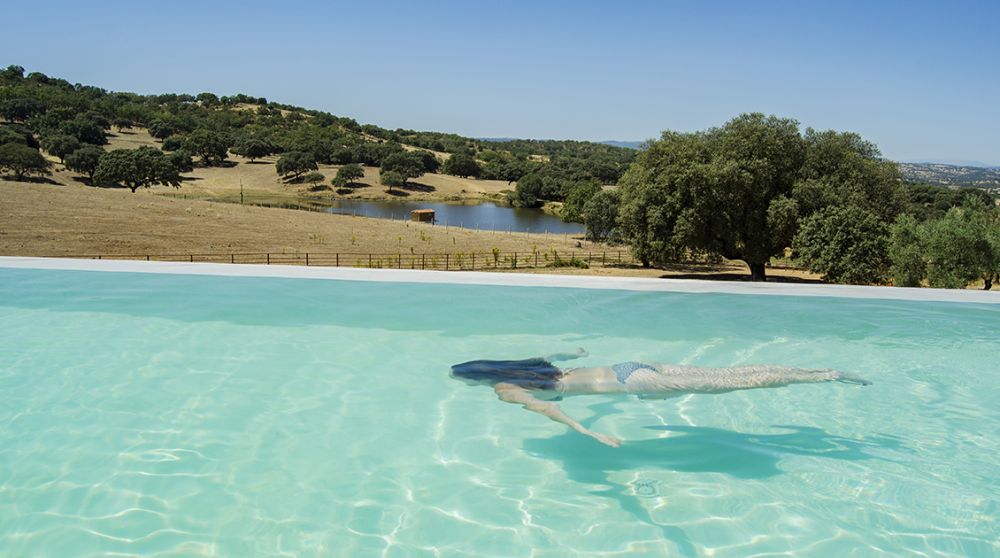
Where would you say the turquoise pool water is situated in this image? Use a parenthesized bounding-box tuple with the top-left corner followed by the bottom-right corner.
(1, 267, 997, 557)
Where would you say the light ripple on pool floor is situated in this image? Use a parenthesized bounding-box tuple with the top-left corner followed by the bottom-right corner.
(0, 268, 998, 557)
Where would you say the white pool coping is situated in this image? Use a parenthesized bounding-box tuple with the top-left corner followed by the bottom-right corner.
(1, 256, 998, 304)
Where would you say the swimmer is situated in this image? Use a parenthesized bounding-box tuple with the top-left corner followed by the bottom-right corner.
(450, 349, 870, 448)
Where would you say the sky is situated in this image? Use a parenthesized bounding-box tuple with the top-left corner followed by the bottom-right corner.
(2, 0, 998, 165)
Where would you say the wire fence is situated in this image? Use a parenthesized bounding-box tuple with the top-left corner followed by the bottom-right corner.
(63, 250, 639, 271)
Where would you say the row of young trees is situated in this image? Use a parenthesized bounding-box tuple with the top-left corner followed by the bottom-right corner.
(571, 113, 998, 288)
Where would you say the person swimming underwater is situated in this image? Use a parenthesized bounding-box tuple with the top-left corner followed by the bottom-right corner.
(450, 349, 871, 448)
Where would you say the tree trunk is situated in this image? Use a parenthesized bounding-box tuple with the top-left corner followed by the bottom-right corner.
(985, 273, 995, 291)
(748, 261, 767, 282)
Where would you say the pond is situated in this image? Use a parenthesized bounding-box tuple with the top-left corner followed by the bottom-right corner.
(323, 200, 585, 234)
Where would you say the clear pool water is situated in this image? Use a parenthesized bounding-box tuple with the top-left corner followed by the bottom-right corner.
(1, 267, 997, 557)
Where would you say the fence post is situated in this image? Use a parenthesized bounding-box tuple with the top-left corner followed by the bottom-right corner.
(398, 254, 401, 269)
(306, 253, 310, 266)
(266, 253, 270, 265)
(513, 252, 517, 269)
(471, 253, 475, 270)
(369, 254, 373, 268)
(422, 254, 425, 269)
(146, 255, 150, 261)
(535, 252, 538, 267)
(190, 254, 193, 262)
(336, 253, 339, 267)
(98, 255, 102, 260)
(231, 253, 235, 264)
(445, 254, 449, 270)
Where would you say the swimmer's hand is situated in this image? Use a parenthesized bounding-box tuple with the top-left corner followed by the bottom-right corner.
(545, 347, 589, 362)
(586, 431, 622, 448)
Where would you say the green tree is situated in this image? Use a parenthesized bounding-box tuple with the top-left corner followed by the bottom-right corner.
(583, 189, 621, 242)
(442, 153, 481, 178)
(64, 145, 105, 179)
(333, 163, 364, 187)
(59, 118, 106, 145)
(0, 65, 25, 84)
(794, 205, 890, 284)
(232, 137, 276, 162)
(888, 214, 927, 287)
(147, 119, 176, 140)
(41, 134, 80, 163)
(92, 147, 181, 193)
(619, 114, 805, 278)
(112, 117, 133, 131)
(183, 128, 229, 165)
(167, 149, 194, 173)
(0, 124, 37, 147)
(561, 181, 601, 223)
(380, 170, 405, 194)
(0, 98, 45, 122)
(275, 151, 317, 179)
(508, 173, 544, 208)
(161, 135, 184, 151)
(379, 152, 424, 186)
(303, 171, 325, 190)
(413, 150, 441, 173)
(0, 143, 51, 179)
(923, 203, 1000, 289)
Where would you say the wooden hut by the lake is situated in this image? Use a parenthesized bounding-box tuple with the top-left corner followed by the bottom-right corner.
(410, 209, 435, 223)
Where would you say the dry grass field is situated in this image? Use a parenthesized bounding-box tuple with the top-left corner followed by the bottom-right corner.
(2, 128, 821, 282)
(0, 177, 600, 258)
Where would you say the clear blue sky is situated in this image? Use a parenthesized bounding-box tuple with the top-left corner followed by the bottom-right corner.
(3, 0, 998, 164)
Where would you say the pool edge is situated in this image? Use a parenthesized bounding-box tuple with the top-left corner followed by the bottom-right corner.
(2, 256, 998, 304)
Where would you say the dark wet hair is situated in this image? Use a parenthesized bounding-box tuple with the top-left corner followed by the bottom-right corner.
(450, 358, 564, 390)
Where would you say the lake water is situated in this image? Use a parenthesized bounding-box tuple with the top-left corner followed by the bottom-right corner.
(323, 200, 585, 234)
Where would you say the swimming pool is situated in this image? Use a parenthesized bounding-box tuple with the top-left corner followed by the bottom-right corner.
(1, 258, 997, 557)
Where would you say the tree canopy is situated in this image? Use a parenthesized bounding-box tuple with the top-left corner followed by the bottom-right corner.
(618, 113, 909, 281)
(64, 145, 104, 179)
(442, 153, 481, 178)
(92, 147, 181, 192)
(275, 151, 317, 179)
(0, 143, 51, 179)
(333, 164, 364, 187)
(379, 152, 424, 186)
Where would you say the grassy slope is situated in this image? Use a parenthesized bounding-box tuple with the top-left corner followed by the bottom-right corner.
(105, 129, 512, 205)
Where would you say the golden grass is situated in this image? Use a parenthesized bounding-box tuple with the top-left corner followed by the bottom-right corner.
(0, 177, 601, 259)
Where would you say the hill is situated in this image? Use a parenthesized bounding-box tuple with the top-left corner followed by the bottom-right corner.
(899, 162, 1000, 192)
(0, 64, 636, 208)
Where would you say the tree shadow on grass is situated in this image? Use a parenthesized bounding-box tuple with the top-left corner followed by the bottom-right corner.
(521, 399, 903, 555)
(400, 181, 435, 193)
(385, 189, 411, 197)
(2, 174, 63, 186)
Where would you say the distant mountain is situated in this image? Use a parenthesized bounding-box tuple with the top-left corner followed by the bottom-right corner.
(599, 140, 645, 150)
(904, 159, 999, 169)
(899, 162, 1000, 190)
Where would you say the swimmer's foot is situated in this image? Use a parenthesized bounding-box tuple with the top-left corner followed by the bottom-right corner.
(827, 370, 872, 386)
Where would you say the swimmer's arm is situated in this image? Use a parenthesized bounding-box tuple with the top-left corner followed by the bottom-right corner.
(493, 382, 621, 448)
(544, 347, 588, 362)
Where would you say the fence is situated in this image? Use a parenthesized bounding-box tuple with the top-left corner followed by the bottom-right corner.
(66, 250, 638, 271)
